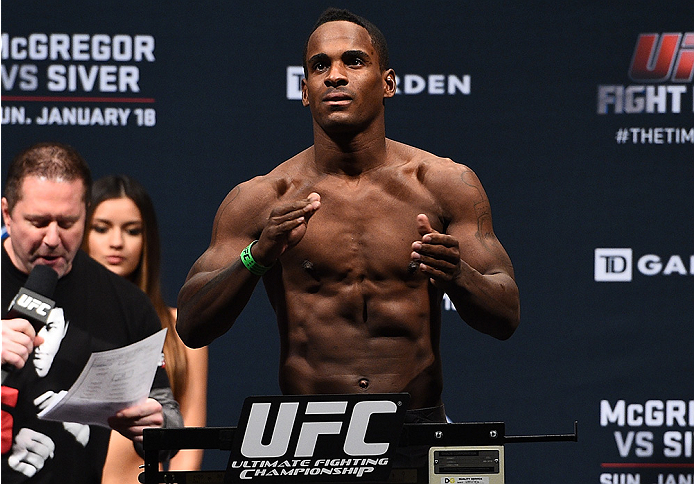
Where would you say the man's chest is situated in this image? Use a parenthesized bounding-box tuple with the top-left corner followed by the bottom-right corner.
(278, 179, 441, 281)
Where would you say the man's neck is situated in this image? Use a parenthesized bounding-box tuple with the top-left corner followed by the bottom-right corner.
(312, 125, 388, 177)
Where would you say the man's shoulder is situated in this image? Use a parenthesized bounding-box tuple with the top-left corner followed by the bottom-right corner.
(388, 139, 472, 181)
(211, 147, 315, 235)
(261, 147, 314, 183)
(234, 147, 315, 198)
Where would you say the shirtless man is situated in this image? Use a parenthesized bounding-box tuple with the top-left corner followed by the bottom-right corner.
(177, 8, 520, 416)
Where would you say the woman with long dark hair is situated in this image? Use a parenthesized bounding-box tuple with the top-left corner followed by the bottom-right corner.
(83, 175, 207, 482)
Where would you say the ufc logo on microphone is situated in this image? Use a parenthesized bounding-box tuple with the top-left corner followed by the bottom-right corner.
(15, 293, 52, 316)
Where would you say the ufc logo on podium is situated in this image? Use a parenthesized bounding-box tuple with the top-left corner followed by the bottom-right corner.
(226, 394, 409, 483)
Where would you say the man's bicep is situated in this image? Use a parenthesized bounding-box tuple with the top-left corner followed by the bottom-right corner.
(445, 173, 514, 278)
(446, 216, 503, 273)
(187, 184, 261, 279)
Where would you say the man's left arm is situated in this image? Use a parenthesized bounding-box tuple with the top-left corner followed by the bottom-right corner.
(411, 164, 520, 340)
(107, 385, 182, 460)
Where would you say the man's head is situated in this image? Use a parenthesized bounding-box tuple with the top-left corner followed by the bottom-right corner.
(303, 8, 390, 77)
(301, 9, 396, 135)
(2, 142, 92, 277)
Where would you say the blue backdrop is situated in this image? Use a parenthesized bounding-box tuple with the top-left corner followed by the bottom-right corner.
(2, 2, 693, 482)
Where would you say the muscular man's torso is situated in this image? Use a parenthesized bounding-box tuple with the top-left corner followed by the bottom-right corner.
(255, 141, 456, 409)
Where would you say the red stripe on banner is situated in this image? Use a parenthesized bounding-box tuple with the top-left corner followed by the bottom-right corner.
(1, 96, 156, 103)
(602, 463, 694, 468)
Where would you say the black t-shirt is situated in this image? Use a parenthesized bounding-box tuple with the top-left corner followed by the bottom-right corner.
(1, 247, 169, 484)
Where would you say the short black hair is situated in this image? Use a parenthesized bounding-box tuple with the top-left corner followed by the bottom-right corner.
(302, 8, 390, 77)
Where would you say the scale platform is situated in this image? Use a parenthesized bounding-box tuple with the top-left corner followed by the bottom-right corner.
(141, 420, 577, 484)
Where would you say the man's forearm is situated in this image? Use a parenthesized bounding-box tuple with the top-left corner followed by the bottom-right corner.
(177, 260, 259, 348)
(447, 269, 520, 340)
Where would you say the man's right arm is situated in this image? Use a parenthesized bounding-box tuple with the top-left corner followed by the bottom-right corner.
(176, 251, 263, 348)
(176, 183, 265, 348)
(176, 181, 321, 348)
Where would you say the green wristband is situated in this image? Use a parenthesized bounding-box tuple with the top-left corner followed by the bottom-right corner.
(240, 240, 273, 276)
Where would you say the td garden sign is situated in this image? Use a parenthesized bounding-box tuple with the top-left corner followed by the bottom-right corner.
(225, 394, 409, 483)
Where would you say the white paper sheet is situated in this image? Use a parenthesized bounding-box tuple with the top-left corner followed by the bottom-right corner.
(38, 328, 167, 428)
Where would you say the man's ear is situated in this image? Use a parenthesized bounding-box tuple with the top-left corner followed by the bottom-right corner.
(301, 78, 310, 107)
(1, 197, 11, 232)
(383, 68, 396, 98)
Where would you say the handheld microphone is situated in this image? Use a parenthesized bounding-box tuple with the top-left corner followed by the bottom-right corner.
(2, 264, 59, 383)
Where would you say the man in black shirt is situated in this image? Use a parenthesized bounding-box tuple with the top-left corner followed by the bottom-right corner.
(1, 142, 182, 483)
